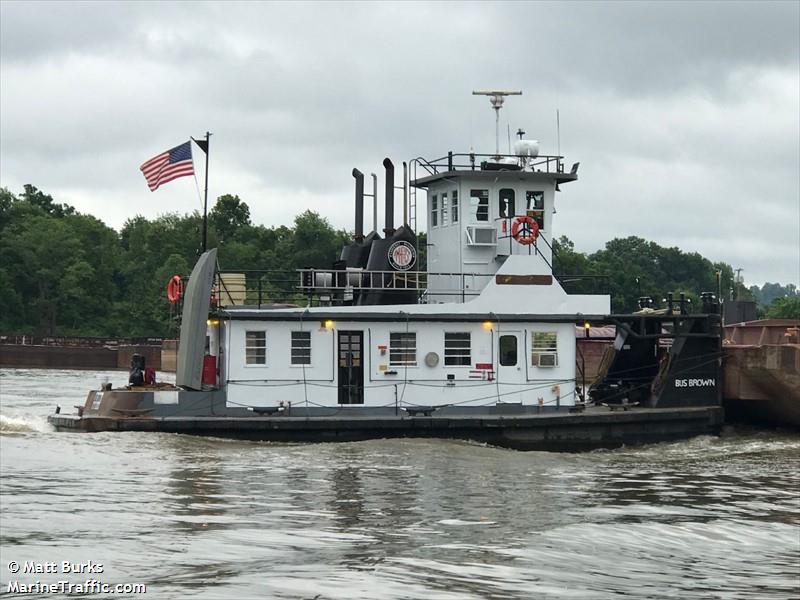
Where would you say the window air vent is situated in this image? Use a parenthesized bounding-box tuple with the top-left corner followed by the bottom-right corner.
(466, 226, 496, 246)
(537, 353, 558, 368)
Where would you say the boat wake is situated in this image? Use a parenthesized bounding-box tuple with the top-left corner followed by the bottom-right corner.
(0, 414, 52, 434)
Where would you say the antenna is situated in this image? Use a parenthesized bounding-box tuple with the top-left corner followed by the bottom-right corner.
(472, 90, 522, 157)
(556, 109, 561, 158)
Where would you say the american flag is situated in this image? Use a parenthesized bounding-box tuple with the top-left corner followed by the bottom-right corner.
(140, 141, 194, 191)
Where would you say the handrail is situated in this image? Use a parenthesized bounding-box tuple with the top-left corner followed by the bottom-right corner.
(213, 269, 498, 308)
(211, 267, 611, 309)
(410, 151, 566, 178)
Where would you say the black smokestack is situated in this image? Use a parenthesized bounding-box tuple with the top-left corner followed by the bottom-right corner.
(352, 168, 364, 241)
(383, 158, 394, 236)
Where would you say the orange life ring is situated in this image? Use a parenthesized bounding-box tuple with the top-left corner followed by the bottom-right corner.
(167, 275, 183, 304)
(511, 215, 539, 245)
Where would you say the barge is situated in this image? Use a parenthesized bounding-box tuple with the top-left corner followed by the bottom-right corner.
(49, 92, 724, 449)
(723, 319, 800, 428)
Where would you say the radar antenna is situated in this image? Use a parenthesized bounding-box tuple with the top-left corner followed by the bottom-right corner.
(472, 90, 522, 157)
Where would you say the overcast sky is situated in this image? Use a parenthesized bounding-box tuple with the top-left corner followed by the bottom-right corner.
(1, 1, 798, 287)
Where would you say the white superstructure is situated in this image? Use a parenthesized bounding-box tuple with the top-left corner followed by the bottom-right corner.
(210, 102, 610, 413)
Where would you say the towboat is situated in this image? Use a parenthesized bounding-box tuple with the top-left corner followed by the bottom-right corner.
(49, 94, 724, 450)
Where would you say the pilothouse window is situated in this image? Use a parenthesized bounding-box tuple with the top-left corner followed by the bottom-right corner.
(471, 190, 489, 222)
(431, 195, 438, 227)
(441, 192, 448, 226)
(245, 331, 266, 365)
(499, 189, 515, 218)
(451, 190, 459, 223)
(526, 191, 545, 230)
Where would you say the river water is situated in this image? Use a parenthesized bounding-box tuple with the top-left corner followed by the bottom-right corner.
(0, 368, 798, 599)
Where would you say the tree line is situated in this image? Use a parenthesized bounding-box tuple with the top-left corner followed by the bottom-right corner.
(551, 236, 798, 316)
(0, 185, 797, 337)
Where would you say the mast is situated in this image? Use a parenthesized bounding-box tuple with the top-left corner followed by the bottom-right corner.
(202, 131, 211, 252)
(192, 132, 212, 252)
(472, 90, 522, 156)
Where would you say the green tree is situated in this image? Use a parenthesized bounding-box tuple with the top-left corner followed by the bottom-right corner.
(21, 184, 75, 218)
(589, 237, 663, 311)
(749, 282, 799, 307)
(0, 187, 15, 232)
(765, 296, 800, 319)
(0, 208, 118, 335)
(209, 194, 251, 242)
(290, 210, 351, 269)
(552, 236, 599, 294)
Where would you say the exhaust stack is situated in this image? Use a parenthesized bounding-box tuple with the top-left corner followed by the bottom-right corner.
(352, 168, 364, 241)
(383, 158, 395, 236)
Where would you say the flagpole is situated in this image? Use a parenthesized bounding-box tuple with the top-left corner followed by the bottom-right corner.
(202, 131, 211, 252)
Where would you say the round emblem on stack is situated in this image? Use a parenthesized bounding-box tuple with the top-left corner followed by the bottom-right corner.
(388, 241, 416, 271)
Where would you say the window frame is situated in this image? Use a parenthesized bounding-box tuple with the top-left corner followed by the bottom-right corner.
(526, 190, 545, 230)
(389, 332, 417, 367)
(441, 191, 448, 226)
(290, 330, 311, 366)
(471, 189, 489, 222)
(431, 194, 438, 227)
(444, 332, 471, 366)
(451, 190, 459, 223)
(499, 188, 515, 219)
(245, 330, 267, 366)
(531, 331, 558, 367)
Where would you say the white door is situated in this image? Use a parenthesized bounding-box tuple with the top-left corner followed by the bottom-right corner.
(496, 332, 525, 403)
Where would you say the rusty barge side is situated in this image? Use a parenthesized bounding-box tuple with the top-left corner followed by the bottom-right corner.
(723, 319, 800, 428)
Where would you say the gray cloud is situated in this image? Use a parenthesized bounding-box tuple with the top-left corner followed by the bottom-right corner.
(1, 0, 797, 286)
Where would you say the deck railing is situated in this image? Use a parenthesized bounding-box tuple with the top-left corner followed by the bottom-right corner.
(212, 269, 610, 309)
(411, 152, 568, 179)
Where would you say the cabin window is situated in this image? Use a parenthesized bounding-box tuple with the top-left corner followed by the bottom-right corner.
(441, 192, 448, 226)
(389, 332, 417, 366)
(451, 190, 459, 223)
(291, 331, 311, 365)
(431, 194, 438, 227)
(499, 188, 515, 218)
(444, 332, 471, 366)
(470, 189, 489, 222)
(531, 331, 558, 367)
(526, 191, 545, 230)
(245, 331, 266, 365)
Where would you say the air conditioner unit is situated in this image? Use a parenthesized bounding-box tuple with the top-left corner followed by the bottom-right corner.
(465, 226, 496, 246)
(536, 353, 558, 368)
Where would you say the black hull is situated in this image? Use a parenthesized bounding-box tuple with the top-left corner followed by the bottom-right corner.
(48, 406, 723, 452)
